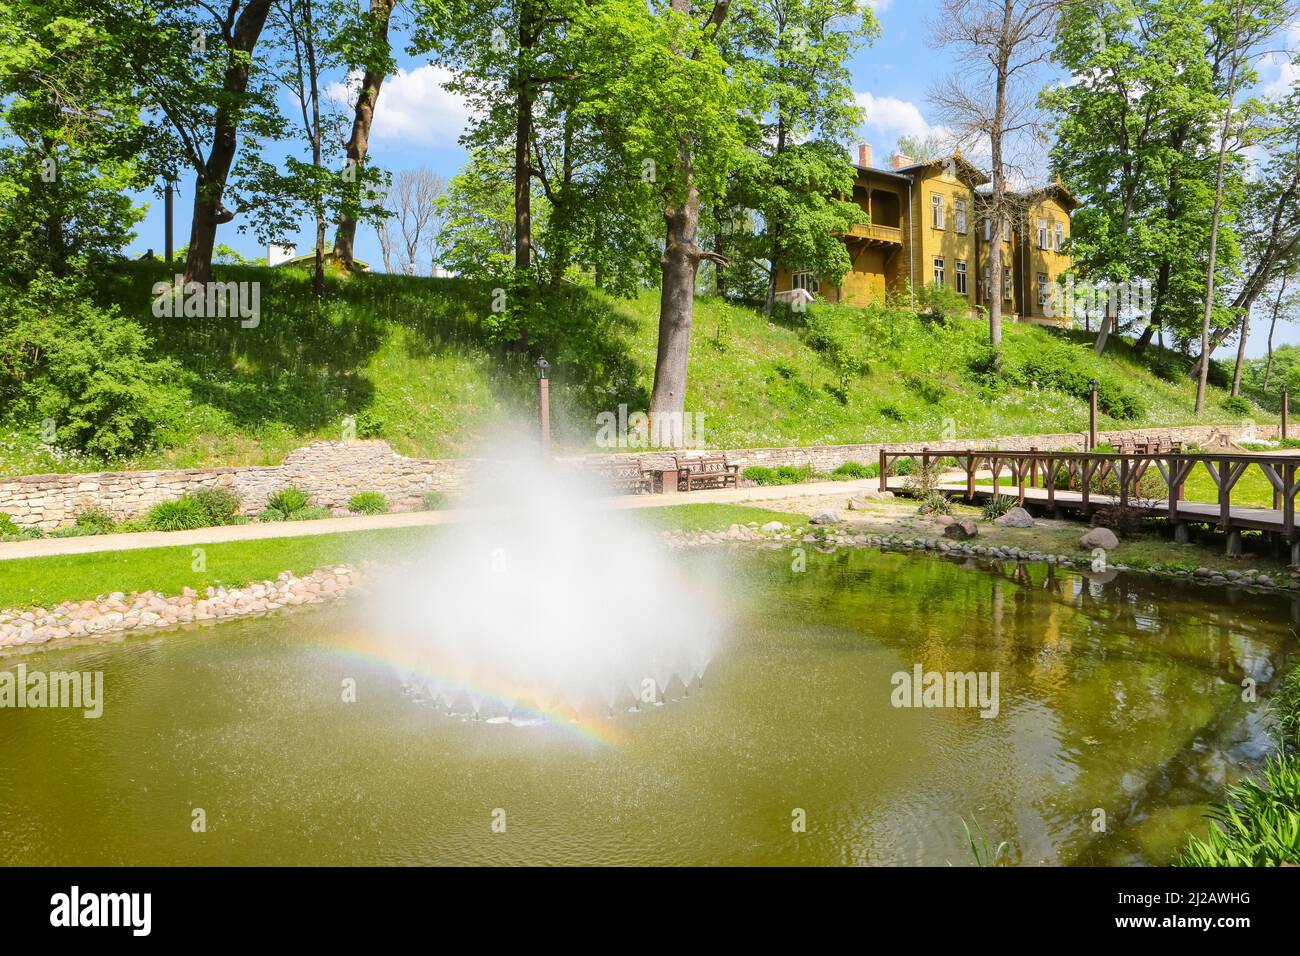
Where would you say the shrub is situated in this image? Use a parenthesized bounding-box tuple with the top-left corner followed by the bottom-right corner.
(892, 456, 915, 476)
(189, 487, 242, 526)
(743, 464, 814, 486)
(832, 461, 875, 479)
(878, 402, 905, 422)
(918, 492, 952, 516)
(258, 507, 286, 522)
(981, 494, 1017, 521)
(1177, 756, 1300, 866)
(915, 281, 973, 324)
(1221, 395, 1252, 415)
(422, 490, 446, 510)
(287, 505, 332, 521)
(145, 496, 208, 532)
(0, 273, 185, 458)
(903, 372, 947, 405)
(1092, 505, 1146, 538)
(348, 491, 389, 515)
(1273, 667, 1300, 757)
(72, 508, 117, 535)
(266, 487, 311, 515)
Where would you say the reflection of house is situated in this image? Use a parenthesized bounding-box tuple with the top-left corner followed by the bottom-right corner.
(774, 143, 1076, 324)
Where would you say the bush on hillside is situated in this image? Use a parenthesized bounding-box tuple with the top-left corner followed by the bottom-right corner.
(0, 273, 185, 458)
(831, 461, 876, 479)
(189, 487, 242, 525)
(145, 497, 208, 532)
(1221, 395, 1252, 415)
(915, 281, 976, 324)
(348, 491, 389, 515)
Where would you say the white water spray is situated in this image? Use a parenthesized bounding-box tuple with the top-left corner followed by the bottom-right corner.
(368, 439, 727, 722)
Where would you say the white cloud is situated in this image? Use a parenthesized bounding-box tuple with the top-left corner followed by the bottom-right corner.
(327, 65, 472, 146)
(854, 92, 950, 146)
(1261, 26, 1300, 98)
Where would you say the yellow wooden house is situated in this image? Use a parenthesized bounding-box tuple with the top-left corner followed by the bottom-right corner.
(775, 144, 1076, 324)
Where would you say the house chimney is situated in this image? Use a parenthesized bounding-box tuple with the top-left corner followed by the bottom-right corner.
(858, 143, 872, 167)
(891, 152, 913, 170)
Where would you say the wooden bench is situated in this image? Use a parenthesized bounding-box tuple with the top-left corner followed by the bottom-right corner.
(674, 454, 739, 491)
(589, 460, 655, 495)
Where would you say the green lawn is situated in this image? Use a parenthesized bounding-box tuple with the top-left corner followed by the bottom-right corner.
(975, 460, 1281, 508)
(0, 261, 1266, 477)
(0, 503, 805, 609)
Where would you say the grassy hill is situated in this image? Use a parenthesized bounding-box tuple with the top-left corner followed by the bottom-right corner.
(0, 262, 1268, 476)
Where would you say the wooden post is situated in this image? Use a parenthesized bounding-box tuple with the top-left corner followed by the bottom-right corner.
(921, 447, 930, 477)
(879, 449, 887, 493)
(1283, 386, 1290, 442)
(1088, 379, 1098, 451)
(1046, 457, 1056, 507)
(1219, 458, 1231, 532)
(1017, 456, 1026, 503)
(1119, 457, 1129, 507)
(966, 449, 976, 500)
(1029, 447, 1039, 487)
(538, 377, 551, 455)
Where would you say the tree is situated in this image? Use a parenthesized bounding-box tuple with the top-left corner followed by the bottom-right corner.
(727, 0, 879, 315)
(433, 147, 522, 281)
(580, 0, 758, 435)
(133, 0, 280, 286)
(930, 0, 1061, 359)
(1194, 0, 1292, 416)
(332, 0, 401, 270)
(894, 133, 948, 163)
(376, 168, 449, 274)
(0, 0, 151, 282)
(1045, 0, 1225, 355)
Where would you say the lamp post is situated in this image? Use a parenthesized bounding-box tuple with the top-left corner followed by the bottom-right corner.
(537, 356, 551, 455)
(1088, 378, 1098, 451)
(164, 174, 174, 264)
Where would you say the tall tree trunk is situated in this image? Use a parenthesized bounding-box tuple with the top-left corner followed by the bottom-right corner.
(183, 0, 276, 286)
(1263, 273, 1288, 390)
(986, 0, 1013, 355)
(514, 3, 536, 273)
(649, 0, 731, 435)
(305, 0, 325, 296)
(1232, 303, 1250, 396)
(1194, 53, 1241, 416)
(334, 0, 398, 270)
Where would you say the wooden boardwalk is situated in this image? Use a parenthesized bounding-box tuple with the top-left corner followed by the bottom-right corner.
(880, 446, 1300, 562)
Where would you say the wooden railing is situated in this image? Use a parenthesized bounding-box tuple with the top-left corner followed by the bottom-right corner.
(878, 447, 1300, 539)
(842, 222, 903, 244)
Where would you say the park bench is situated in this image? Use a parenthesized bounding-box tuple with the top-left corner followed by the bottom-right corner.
(587, 459, 655, 495)
(674, 454, 740, 491)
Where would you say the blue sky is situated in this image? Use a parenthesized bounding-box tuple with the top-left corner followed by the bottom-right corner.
(124, 0, 1299, 357)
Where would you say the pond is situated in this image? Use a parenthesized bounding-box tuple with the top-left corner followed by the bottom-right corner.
(1, 546, 1294, 865)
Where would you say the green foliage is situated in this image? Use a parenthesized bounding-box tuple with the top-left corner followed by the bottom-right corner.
(1220, 395, 1252, 415)
(71, 508, 117, 536)
(915, 282, 975, 325)
(995, 336, 1146, 420)
(1273, 667, 1300, 757)
(832, 460, 875, 479)
(981, 494, 1017, 521)
(961, 817, 1011, 867)
(188, 487, 242, 526)
(145, 497, 209, 532)
(266, 487, 312, 516)
(1177, 756, 1300, 867)
(422, 490, 447, 510)
(742, 464, 814, 486)
(287, 505, 332, 521)
(348, 491, 389, 515)
(0, 274, 184, 458)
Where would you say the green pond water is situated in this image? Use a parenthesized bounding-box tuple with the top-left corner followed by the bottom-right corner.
(0, 546, 1295, 866)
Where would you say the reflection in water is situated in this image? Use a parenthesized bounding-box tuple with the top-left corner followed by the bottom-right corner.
(0, 546, 1294, 866)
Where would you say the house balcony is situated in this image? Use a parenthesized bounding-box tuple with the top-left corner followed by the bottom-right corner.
(841, 222, 902, 245)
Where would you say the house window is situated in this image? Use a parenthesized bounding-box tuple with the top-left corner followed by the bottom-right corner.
(1004, 220, 1011, 242)
(956, 260, 968, 294)
(1037, 273, 1049, 307)
(1054, 222, 1064, 251)
(932, 194, 945, 229)
(1037, 218, 1048, 249)
(955, 198, 967, 235)
(983, 265, 992, 302)
(932, 256, 945, 286)
(983, 217, 992, 241)
(1004, 269, 1012, 301)
(792, 271, 819, 294)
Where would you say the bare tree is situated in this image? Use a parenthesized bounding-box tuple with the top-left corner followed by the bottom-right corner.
(929, 0, 1060, 358)
(374, 168, 447, 274)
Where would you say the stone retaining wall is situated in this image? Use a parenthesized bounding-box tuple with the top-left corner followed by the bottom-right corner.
(0, 423, 1278, 531)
